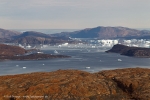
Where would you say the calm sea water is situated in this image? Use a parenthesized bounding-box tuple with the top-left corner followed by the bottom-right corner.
(0, 45, 150, 76)
(2, 29, 150, 76)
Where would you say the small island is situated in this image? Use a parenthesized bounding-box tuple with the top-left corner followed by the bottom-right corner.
(0, 44, 70, 60)
(106, 44, 150, 57)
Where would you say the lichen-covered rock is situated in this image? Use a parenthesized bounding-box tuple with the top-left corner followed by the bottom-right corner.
(98, 68, 150, 100)
(0, 68, 150, 100)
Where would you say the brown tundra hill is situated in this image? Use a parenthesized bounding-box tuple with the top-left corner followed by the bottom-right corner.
(0, 44, 27, 56)
(1, 68, 150, 100)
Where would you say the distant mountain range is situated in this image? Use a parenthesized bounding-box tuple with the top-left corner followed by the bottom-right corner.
(0, 26, 150, 44)
(0, 28, 21, 39)
(0, 28, 21, 42)
(11, 31, 75, 44)
(15, 31, 51, 38)
(51, 26, 150, 39)
(0, 28, 77, 44)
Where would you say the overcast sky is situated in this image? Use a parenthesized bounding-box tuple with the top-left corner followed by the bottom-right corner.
(0, 0, 150, 29)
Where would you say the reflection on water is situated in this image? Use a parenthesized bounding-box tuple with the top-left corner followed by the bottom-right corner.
(0, 45, 150, 76)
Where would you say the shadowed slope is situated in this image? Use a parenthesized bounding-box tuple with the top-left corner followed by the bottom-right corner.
(106, 44, 150, 57)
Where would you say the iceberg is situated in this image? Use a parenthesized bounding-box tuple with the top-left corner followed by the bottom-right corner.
(85, 67, 91, 69)
(117, 59, 122, 61)
(54, 50, 59, 54)
(23, 67, 26, 69)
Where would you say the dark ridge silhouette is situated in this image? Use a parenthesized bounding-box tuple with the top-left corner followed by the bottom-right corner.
(106, 44, 150, 57)
(14, 31, 51, 39)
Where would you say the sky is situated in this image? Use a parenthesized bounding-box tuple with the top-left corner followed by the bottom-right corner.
(0, 0, 150, 29)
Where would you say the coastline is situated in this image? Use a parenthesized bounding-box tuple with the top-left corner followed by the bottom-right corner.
(0, 53, 70, 61)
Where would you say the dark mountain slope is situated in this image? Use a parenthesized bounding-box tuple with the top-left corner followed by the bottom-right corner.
(106, 44, 150, 57)
(51, 26, 150, 39)
(14, 31, 51, 38)
(11, 31, 76, 44)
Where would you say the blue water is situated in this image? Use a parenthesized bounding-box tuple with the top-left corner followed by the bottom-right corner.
(2, 29, 150, 76)
(0, 45, 150, 76)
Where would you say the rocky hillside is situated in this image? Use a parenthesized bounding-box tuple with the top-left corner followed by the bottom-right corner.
(0, 68, 150, 100)
(0, 44, 27, 56)
(51, 26, 150, 39)
(0, 44, 69, 60)
(0, 28, 80, 44)
(10, 31, 79, 44)
(106, 44, 150, 57)
(0, 28, 21, 42)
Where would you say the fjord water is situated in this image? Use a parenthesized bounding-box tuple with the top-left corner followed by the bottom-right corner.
(1, 45, 150, 76)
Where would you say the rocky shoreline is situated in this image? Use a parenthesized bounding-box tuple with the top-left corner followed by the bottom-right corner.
(0, 68, 150, 100)
(0, 44, 70, 61)
(106, 44, 150, 57)
(0, 53, 70, 61)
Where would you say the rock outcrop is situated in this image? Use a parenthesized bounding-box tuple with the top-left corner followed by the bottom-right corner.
(0, 68, 150, 100)
(106, 44, 150, 57)
(0, 44, 70, 60)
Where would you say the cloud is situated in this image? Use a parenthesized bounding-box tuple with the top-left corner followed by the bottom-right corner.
(0, 0, 93, 8)
(1, 0, 150, 11)
(0, 0, 130, 9)
(0, 0, 150, 29)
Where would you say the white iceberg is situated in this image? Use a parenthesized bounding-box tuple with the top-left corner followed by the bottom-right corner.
(85, 67, 91, 69)
(117, 59, 122, 61)
(23, 67, 26, 69)
(54, 50, 59, 54)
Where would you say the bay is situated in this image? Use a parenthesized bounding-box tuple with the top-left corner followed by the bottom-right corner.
(0, 45, 150, 76)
